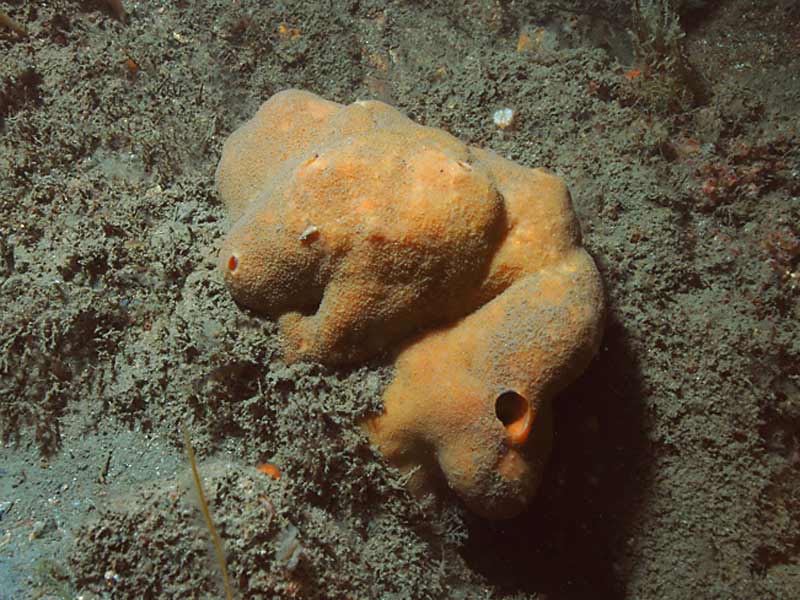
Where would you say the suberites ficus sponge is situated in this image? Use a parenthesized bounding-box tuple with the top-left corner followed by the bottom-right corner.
(216, 89, 604, 518)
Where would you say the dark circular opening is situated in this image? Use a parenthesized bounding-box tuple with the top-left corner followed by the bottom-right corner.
(227, 254, 239, 272)
(495, 391, 528, 427)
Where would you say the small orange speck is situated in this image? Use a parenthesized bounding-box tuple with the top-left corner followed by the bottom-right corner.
(256, 463, 281, 480)
(624, 68, 642, 81)
(516, 31, 532, 53)
(227, 254, 239, 273)
(301, 153, 319, 168)
(278, 23, 301, 40)
(359, 198, 375, 212)
(125, 57, 139, 75)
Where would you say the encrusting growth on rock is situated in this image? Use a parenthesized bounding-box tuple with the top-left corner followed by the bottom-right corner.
(216, 89, 604, 518)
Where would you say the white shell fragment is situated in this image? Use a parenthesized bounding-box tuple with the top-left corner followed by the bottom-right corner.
(492, 107, 516, 130)
(299, 225, 319, 242)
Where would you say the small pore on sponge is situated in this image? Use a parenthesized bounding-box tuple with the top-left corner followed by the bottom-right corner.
(495, 391, 532, 446)
(227, 254, 239, 274)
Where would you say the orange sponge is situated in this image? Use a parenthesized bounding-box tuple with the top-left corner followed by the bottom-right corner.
(216, 89, 604, 518)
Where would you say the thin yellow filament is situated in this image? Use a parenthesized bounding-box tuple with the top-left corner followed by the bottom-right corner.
(181, 423, 234, 600)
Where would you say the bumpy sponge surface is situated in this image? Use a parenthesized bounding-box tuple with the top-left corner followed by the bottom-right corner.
(217, 89, 604, 518)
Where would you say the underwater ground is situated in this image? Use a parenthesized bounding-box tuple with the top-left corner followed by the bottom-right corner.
(1, 0, 799, 598)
